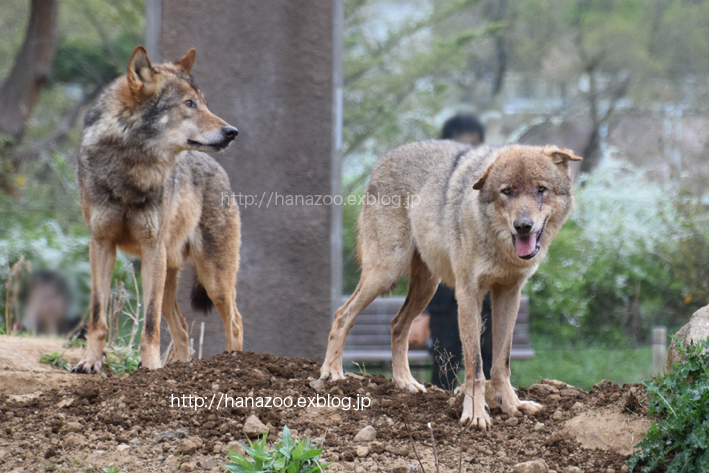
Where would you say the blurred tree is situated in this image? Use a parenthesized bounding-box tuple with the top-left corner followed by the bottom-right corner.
(0, 0, 58, 192)
(343, 0, 499, 193)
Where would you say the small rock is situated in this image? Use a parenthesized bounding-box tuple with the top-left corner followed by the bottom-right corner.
(354, 425, 376, 442)
(552, 410, 564, 420)
(177, 436, 203, 454)
(243, 415, 269, 437)
(356, 446, 369, 457)
(63, 432, 87, 449)
(514, 460, 548, 473)
(65, 421, 83, 433)
(369, 442, 385, 454)
(355, 467, 365, 473)
(666, 305, 709, 372)
(180, 462, 195, 472)
(385, 444, 400, 455)
(564, 467, 582, 473)
(621, 466, 629, 473)
(116, 444, 130, 452)
(545, 379, 573, 389)
(534, 422, 545, 431)
(505, 416, 519, 426)
(606, 468, 616, 473)
(309, 379, 325, 393)
(224, 441, 245, 456)
(571, 402, 584, 411)
(393, 461, 408, 473)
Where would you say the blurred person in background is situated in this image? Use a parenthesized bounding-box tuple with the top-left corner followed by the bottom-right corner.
(20, 271, 80, 336)
(426, 114, 493, 390)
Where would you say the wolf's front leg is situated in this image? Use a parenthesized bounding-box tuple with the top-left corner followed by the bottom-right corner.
(457, 287, 491, 430)
(73, 238, 116, 374)
(491, 283, 543, 417)
(139, 244, 167, 370)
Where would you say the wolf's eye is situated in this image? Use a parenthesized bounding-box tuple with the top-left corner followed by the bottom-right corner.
(538, 186, 547, 193)
(501, 188, 511, 195)
(184, 100, 196, 108)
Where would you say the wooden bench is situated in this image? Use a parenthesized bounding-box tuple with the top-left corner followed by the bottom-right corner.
(342, 294, 534, 363)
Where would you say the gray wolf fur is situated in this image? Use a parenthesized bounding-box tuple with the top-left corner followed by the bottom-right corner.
(74, 46, 243, 373)
(320, 141, 581, 429)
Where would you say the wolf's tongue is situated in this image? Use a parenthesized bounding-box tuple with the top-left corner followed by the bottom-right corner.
(516, 233, 537, 257)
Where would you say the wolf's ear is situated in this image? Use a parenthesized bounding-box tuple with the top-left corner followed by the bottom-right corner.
(473, 163, 493, 191)
(127, 46, 155, 92)
(543, 146, 582, 166)
(175, 49, 196, 73)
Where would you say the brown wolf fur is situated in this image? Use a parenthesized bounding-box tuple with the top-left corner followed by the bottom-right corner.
(321, 141, 581, 430)
(74, 46, 243, 373)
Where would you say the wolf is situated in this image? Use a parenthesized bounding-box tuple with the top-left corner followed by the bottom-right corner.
(320, 141, 581, 429)
(73, 46, 243, 373)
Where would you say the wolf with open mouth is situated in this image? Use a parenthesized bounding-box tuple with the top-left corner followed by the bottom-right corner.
(320, 141, 581, 431)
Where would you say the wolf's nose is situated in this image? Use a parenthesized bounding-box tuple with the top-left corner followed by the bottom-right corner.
(514, 217, 533, 235)
(222, 126, 239, 140)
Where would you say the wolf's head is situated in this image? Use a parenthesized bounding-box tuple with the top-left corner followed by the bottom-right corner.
(473, 145, 582, 260)
(112, 46, 237, 154)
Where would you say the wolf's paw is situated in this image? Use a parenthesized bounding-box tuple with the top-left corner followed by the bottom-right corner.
(71, 359, 103, 374)
(393, 372, 427, 394)
(501, 399, 544, 417)
(138, 341, 162, 370)
(140, 353, 162, 370)
(460, 408, 492, 431)
(319, 363, 346, 382)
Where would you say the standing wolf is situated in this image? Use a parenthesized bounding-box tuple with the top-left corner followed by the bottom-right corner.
(321, 141, 581, 429)
(74, 46, 243, 373)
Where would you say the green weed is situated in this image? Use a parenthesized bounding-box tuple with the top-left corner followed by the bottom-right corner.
(224, 426, 331, 473)
(629, 338, 709, 472)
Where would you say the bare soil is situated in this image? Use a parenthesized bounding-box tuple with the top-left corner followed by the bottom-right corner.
(0, 347, 652, 473)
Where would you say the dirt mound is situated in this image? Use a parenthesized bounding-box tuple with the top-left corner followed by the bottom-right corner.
(0, 350, 651, 472)
(0, 335, 83, 399)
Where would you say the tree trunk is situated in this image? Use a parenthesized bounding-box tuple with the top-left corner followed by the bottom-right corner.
(580, 126, 602, 174)
(0, 0, 59, 144)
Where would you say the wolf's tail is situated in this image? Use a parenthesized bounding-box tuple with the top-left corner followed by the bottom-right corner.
(190, 276, 214, 314)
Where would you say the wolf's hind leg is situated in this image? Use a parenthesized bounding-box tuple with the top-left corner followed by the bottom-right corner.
(390, 249, 439, 393)
(321, 200, 413, 382)
(73, 238, 116, 374)
(192, 242, 243, 353)
(320, 273, 395, 382)
(491, 283, 543, 417)
(162, 267, 190, 362)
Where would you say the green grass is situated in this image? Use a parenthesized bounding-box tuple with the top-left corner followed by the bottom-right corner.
(511, 346, 654, 390)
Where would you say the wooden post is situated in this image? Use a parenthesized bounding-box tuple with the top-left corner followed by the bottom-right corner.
(653, 326, 667, 376)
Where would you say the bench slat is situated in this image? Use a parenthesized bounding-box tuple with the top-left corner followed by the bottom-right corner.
(339, 295, 534, 363)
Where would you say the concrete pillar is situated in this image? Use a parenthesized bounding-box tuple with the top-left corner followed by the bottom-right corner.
(151, 0, 343, 360)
